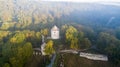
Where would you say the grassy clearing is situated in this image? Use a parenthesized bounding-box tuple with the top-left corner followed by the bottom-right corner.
(54, 53, 117, 67)
(25, 55, 50, 67)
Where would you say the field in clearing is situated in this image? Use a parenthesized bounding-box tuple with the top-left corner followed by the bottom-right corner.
(54, 53, 118, 67)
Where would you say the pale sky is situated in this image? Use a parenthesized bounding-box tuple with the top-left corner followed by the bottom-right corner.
(42, 0, 120, 3)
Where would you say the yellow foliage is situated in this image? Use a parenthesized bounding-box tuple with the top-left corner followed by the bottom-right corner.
(65, 26, 79, 49)
(44, 40, 55, 55)
(10, 38, 16, 43)
(66, 26, 78, 41)
(41, 28, 48, 36)
(70, 38, 79, 50)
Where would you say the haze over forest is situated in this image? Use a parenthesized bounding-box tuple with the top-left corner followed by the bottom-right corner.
(0, 0, 120, 67)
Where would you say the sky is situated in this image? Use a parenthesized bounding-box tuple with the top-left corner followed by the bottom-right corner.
(42, 0, 120, 3)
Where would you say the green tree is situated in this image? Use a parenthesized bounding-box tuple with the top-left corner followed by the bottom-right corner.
(96, 32, 120, 64)
(82, 38, 91, 49)
(3, 63, 10, 67)
(97, 32, 117, 50)
(2, 42, 33, 67)
(116, 28, 120, 39)
(23, 42, 33, 61)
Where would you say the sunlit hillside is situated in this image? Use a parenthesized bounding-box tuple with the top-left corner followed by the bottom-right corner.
(0, 0, 120, 67)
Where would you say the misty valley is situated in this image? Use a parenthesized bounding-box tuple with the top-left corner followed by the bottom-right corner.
(0, 0, 120, 67)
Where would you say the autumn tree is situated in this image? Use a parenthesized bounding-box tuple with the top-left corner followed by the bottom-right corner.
(66, 26, 79, 49)
(66, 26, 78, 41)
(10, 32, 25, 44)
(70, 38, 79, 49)
(2, 42, 33, 67)
(41, 28, 49, 36)
(44, 40, 55, 55)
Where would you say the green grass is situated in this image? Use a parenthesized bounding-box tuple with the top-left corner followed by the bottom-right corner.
(24, 55, 51, 67)
(24, 53, 120, 67)
(54, 53, 117, 67)
(53, 53, 61, 67)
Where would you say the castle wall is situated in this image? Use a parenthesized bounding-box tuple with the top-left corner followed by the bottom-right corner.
(51, 30, 59, 39)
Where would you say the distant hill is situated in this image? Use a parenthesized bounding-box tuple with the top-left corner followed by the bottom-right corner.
(0, 0, 120, 30)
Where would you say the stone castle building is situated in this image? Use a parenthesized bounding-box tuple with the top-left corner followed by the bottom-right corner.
(51, 25, 59, 39)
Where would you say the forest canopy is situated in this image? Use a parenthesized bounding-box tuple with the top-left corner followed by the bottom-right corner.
(0, 0, 120, 67)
